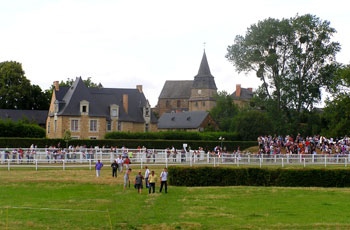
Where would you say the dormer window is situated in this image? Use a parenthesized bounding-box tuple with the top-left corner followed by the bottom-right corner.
(80, 100, 89, 115)
(110, 104, 119, 118)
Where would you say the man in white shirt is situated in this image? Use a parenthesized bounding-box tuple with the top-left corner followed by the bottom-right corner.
(159, 167, 168, 193)
(144, 166, 150, 188)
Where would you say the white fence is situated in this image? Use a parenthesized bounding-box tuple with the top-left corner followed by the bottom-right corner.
(1, 148, 350, 170)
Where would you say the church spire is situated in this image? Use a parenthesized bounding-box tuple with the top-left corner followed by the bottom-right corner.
(192, 50, 217, 90)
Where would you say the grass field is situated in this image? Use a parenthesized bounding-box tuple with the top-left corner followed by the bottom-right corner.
(1, 166, 350, 230)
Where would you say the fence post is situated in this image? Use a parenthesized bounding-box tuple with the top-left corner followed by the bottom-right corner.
(259, 158, 262, 168)
(303, 158, 306, 168)
(282, 158, 284, 168)
(35, 160, 38, 171)
(345, 158, 347, 167)
(63, 160, 65, 171)
(324, 155, 327, 168)
(7, 159, 10, 171)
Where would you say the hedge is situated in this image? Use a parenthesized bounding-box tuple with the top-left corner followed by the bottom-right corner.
(168, 166, 350, 187)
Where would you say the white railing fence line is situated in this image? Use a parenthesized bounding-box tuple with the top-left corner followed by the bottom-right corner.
(1, 148, 349, 171)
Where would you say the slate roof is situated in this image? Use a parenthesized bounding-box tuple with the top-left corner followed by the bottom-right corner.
(158, 80, 193, 99)
(157, 111, 210, 129)
(54, 77, 155, 123)
(192, 51, 217, 90)
(231, 88, 254, 100)
(0, 109, 48, 125)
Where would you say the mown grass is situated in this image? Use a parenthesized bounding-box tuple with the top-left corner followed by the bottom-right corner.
(1, 167, 350, 229)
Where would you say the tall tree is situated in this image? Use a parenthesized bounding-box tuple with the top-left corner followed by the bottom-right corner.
(0, 61, 50, 110)
(209, 91, 239, 131)
(226, 14, 341, 127)
(0, 61, 32, 109)
(322, 65, 350, 137)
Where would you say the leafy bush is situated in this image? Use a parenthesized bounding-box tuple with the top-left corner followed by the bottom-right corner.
(168, 167, 350, 187)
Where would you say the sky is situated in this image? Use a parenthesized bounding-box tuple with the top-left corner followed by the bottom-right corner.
(1, 0, 349, 107)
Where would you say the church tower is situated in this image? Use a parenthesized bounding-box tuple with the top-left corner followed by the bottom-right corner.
(189, 50, 218, 111)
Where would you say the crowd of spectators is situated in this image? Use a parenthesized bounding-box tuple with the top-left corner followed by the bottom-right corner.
(258, 134, 349, 155)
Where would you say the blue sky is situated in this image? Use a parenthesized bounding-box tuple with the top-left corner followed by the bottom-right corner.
(1, 0, 349, 107)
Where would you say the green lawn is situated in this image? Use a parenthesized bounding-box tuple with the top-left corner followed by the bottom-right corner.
(1, 168, 350, 229)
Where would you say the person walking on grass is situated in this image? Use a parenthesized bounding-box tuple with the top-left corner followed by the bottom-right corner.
(111, 159, 118, 177)
(148, 170, 157, 194)
(144, 166, 150, 188)
(135, 171, 144, 194)
(159, 167, 168, 193)
(95, 160, 103, 177)
(123, 168, 132, 191)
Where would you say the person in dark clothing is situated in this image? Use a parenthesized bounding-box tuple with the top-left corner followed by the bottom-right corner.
(111, 160, 118, 177)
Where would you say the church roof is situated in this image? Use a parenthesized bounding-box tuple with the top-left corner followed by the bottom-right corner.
(158, 80, 193, 99)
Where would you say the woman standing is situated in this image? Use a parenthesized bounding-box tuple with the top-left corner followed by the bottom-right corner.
(134, 171, 144, 194)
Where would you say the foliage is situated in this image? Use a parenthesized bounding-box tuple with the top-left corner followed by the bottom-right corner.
(226, 14, 341, 134)
(321, 65, 350, 137)
(59, 76, 103, 88)
(0, 119, 45, 138)
(209, 91, 239, 131)
(169, 166, 350, 187)
(0, 61, 50, 110)
(232, 109, 273, 140)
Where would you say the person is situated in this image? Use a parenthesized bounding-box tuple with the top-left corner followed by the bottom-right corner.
(95, 160, 103, 177)
(159, 167, 168, 193)
(148, 170, 157, 194)
(123, 168, 132, 191)
(134, 171, 144, 194)
(116, 155, 124, 173)
(144, 166, 150, 188)
(124, 156, 130, 170)
(111, 159, 118, 177)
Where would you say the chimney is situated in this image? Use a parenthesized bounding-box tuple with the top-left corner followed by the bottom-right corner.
(136, 85, 143, 93)
(123, 94, 128, 114)
(53, 81, 59, 91)
(236, 84, 241, 97)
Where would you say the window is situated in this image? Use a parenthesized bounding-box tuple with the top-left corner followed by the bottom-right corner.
(145, 107, 150, 117)
(202, 101, 206, 106)
(177, 100, 181, 108)
(112, 109, 117, 117)
(117, 121, 121, 131)
(90, 120, 97, 132)
(110, 104, 119, 117)
(145, 123, 149, 132)
(54, 120, 57, 132)
(107, 121, 112, 131)
(47, 121, 50, 134)
(71, 119, 79, 132)
(80, 100, 89, 115)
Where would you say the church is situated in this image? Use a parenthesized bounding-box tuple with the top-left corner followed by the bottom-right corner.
(156, 50, 218, 117)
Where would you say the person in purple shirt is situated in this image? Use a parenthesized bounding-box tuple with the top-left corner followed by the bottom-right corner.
(95, 160, 103, 177)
